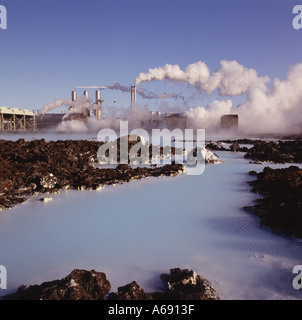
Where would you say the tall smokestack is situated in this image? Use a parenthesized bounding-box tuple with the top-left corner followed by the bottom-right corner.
(131, 85, 136, 118)
(95, 90, 102, 119)
(83, 90, 90, 117)
(70, 91, 77, 110)
(130, 85, 137, 105)
(72, 91, 77, 102)
(131, 86, 134, 105)
(134, 85, 136, 105)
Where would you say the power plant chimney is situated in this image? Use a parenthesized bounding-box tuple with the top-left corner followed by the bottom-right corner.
(71, 91, 77, 102)
(131, 85, 136, 105)
(83, 90, 90, 117)
(95, 90, 102, 119)
(131, 85, 136, 118)
(70, 91, 77, 110)
(134, 85, 136, 105)
(131, 86, 134, 105)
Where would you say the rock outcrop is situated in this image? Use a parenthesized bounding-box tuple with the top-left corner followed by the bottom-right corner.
(229, 141, 240, 152)
(244, 140, 302, 163)
(2, 269, 111, 300)
(108, 281, 153, 300)
(152, 268, 217, 300)
(2, 268, 218, 300)
(244, 166, 302, 239)
(0, 139, 185, 210)
(0, 138, 223, 211)
(206, 139, 256, 152)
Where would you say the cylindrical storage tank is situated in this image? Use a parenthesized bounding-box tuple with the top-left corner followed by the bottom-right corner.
(70, 91, 77, 111)
(83, 90, 89, 99)
(95, 91, 102, 119)
(83, 91, 90, 117)
(96, 107, 102, 119)
(71, 91, 77, 101)
(96, 90, 101, 104)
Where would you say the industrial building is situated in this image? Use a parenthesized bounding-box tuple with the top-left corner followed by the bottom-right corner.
(148, 111, 188, 130)
(36, 113, 65, 130)
(164, 113, 188, 130)
(62, 86, 188, 131)
(0, 85, 188, 132)
(0, 107, 36, 132)
(220, 114, 239, 131)
(65, 89, 103, 122)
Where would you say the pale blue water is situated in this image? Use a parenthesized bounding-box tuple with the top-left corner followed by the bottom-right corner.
(0, 151, 302, 300)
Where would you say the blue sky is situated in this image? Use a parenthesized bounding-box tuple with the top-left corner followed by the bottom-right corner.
(0, 0, 301, 113)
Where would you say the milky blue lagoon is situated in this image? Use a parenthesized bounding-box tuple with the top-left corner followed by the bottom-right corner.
(0, 150, 302, 300)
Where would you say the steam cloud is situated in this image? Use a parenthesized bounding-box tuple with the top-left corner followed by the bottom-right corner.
(135, 60, 270, 96)
(136, 60, 302, 134)
(37, 98, 73, 116)
(37, 96, 92, 118)
(38, 59, 302, 135)
(37, 82, 184, 118)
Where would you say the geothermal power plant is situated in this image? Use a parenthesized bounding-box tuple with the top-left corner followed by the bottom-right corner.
(0, 86, 239, 133)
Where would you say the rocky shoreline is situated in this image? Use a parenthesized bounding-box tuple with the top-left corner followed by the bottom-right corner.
(0, 138, 187, 211)
(241, 140, 302, 239)
(244, 140, 302, 163)
(244, 166, 302, 239)
(206, 138, 302, 239)
(2, 268, 218, 300)
(1, 137, 302, 301)
(207, 139, 302, 160)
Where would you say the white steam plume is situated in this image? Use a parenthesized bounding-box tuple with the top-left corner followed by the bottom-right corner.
(37, 96, 93, 118)
(184, 63, 302, 134)
(236, 63, 302, 133)
(37, 98, 73, 116)
(38, 81, 186, 118)
(135, 60, 270, 96)
(39, 60, 302, 135)
(186, 100, 233, 131)
(62, 96, 95, 120)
